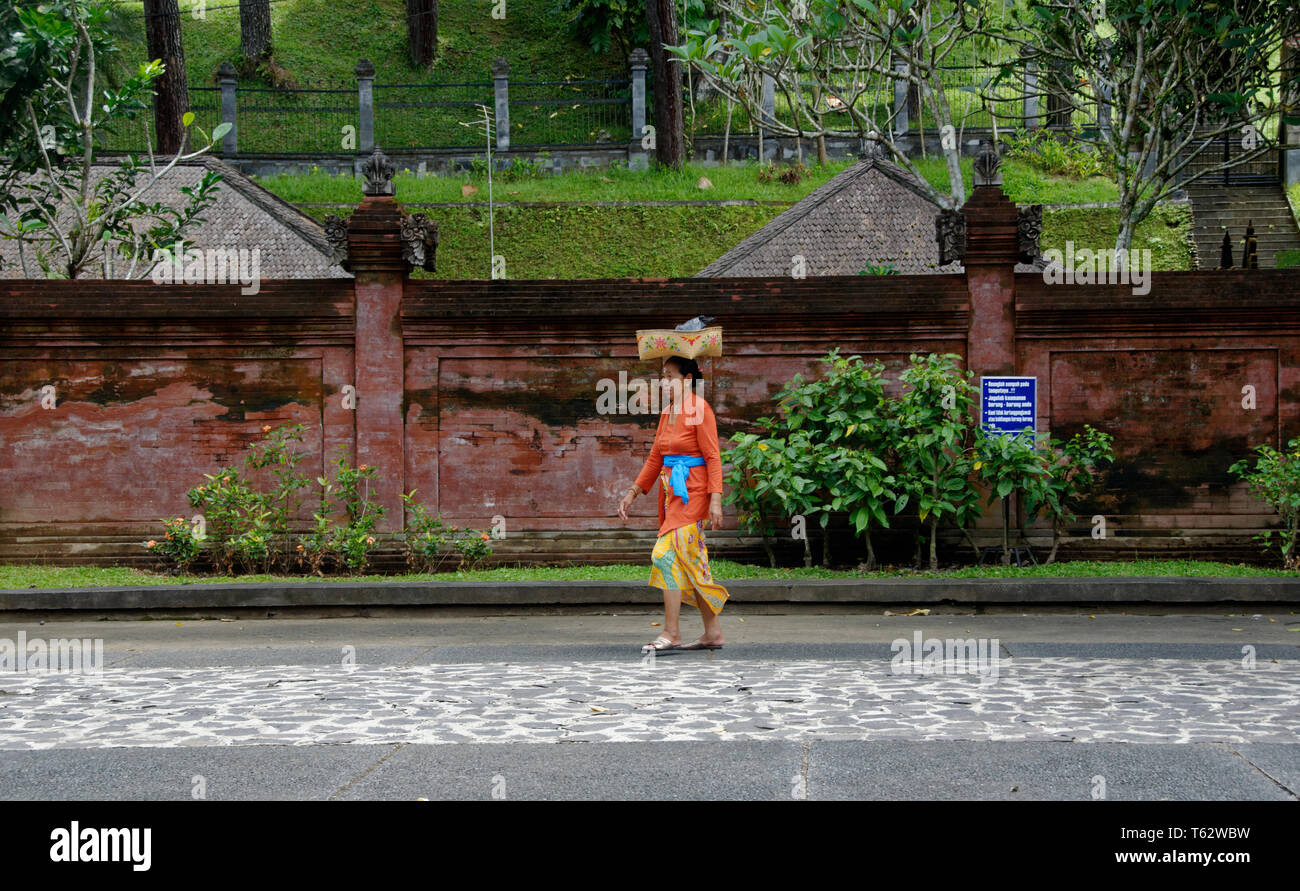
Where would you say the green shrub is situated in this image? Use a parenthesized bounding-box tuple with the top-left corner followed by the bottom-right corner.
(1003, 128, 1103, 179)
(1229, 438, 1300, 569)
(143, 517, 203, 574)
(1276, 249, 1300, 269)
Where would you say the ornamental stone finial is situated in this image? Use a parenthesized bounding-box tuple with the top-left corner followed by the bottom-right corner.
(360, 146, 395, 196)
(973, 139, 1002, 186)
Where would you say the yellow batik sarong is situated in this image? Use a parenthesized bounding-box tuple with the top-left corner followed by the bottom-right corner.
(648, 521, 730, 615)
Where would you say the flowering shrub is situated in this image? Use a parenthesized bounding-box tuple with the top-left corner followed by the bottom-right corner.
(1229, 439, 1300, 569)
(143, 517, 203, 574)
(454, 528, 494, 571)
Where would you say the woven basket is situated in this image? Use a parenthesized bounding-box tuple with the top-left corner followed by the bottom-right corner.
(636, 327, 723, 360)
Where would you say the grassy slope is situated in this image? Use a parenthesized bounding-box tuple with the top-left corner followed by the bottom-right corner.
(106, 0, 621, 87)
(264, 158, 1192, 278)
(0, 559, 1296, 589)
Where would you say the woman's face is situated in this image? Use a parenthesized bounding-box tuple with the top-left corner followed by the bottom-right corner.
(660, 361, 686, 403)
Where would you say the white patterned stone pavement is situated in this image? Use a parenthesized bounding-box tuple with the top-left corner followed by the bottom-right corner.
(0, 657, 1297, 749)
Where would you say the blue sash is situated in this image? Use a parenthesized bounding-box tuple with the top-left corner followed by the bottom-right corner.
(663, 454, 706, 503)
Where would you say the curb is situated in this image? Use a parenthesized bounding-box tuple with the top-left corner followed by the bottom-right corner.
(1, 577, 1299, 611)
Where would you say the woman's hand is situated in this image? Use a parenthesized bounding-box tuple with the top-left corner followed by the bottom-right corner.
(617, 486, 638, 522)
(708, 493, 723, 529)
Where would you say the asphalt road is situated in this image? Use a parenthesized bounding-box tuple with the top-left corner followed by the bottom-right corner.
(1, 606, 1297, 801)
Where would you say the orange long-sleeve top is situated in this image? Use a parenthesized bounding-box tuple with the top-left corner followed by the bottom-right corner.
(633, 391, 724, 537)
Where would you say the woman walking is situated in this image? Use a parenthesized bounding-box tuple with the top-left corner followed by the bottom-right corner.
(617, 356, 730, 653)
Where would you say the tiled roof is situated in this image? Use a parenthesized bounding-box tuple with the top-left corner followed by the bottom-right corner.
(0, 156, 349, 280)
(696, 158, 1042, 276)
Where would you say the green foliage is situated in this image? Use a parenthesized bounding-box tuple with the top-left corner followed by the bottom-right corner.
(151, 426, 444, 578)
(185, 466, 269, 575)
(551, 0, 650, 57)
(893, 353, 983, 570)
(757, 161, 812, 185)
(1229, 438, 1300, 569)
(725, 350, 1114, 571)
(398, 491, 493, 572)
(857, 262, 899, 275)
(243, 423, 311, 570)
(142, 517, 203, 574)
(724, 350, 901, 569)
(1002, 128, 1104, 179)
(453, 527, 495, 571)
(0, 0, 226, 278)
(1276, 249, 1300, 270)
(469, 153, 551, 182)
(305, 448, 386, 575)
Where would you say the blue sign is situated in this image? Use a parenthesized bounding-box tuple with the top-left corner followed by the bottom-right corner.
(980, 377, 1036, 435)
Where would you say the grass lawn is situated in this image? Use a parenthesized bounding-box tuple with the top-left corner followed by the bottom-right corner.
(0, 559, 1294, 590)
(262, 158, 1194, 278)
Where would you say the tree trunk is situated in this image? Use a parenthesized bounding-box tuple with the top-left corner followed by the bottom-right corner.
(645, 0, 685, 170)
(821, 519, 830, 568)
(239, 0, 272, 62)
(757, 505, 775, 568)
(406, 0, 437, 67)
(1114, 213, 1136, 254)
(802, 532, 812, 568)
(144, 0, 189, 154)
(928, 515, 939, 570)
(863, 527, 876, 571)
(1047, 520, 1060, 564)
(1001, 496, 1010, 564)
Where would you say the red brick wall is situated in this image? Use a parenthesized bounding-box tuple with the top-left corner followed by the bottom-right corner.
(3, 200, 1300, 568)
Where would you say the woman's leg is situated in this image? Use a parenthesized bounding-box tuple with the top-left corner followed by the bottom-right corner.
(690, 589, 724, 644)
(661, 588, 683, 645)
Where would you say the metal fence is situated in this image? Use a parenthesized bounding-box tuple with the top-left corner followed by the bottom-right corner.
(509, 79, 633, 147)
(88, 59, 1119, 157)
(374, 82, 493, 151)
(235, 80, 357, 155)
(95, 86, 222, 153)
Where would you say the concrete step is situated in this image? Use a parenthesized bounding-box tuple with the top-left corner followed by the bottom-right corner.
(1187, 182, 1300, 268)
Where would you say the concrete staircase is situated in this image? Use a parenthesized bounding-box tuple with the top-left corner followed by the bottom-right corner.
(1186, 183, 1300, 268)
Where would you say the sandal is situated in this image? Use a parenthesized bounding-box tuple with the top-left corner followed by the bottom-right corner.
(642, 635, 681, 652)
(680, 637, 724, 651)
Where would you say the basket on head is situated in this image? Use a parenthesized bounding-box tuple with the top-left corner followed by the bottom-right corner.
(636, 326, 723, 361)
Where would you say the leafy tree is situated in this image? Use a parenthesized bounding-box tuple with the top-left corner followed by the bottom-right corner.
(1027, 425, 1115, 564)
(776, 350, 897, 567)
(993, 0, 1300, 251)
(722, 426, 789, 567)
(646, 0, 687, 169)
(0, 0, 229, 279)
(671, 0, 1014, 206)
(894, 352, 983, 570)
(972, 427, 1054, 564)
(1228, 437, 1300, 568)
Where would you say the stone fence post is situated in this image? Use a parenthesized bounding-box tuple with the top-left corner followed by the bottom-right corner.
(629, 48, 649, 171)
(493, 57, 510, 153)
(892, 55, 910, 135)
(356, 59, 376, 154)
(217, 62, 238, 155)
(1023, 59, 1039, 129)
